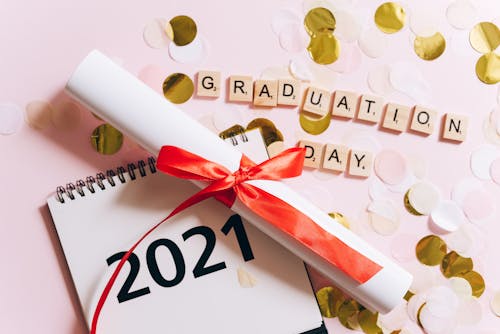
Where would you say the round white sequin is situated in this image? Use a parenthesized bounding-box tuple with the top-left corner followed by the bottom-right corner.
(368, 177, 391, 200)
(25, 100, 53, 130)
(367, 65, 394, 95)
(451, 177, 482, 206)
(212, 106, 245, 132)
(368, 200, 400, 235)
(409, 6, 440, 37)
(289, 57, 314, 81)
(389, 61, 431, 104)
(490, 290, 500, 317)
(470, 145, 499, 180)
(449, 277, 473, 299)
(407, 181, 441, 215)
(491, 158, 500, 185)
(456, 297, 482, 325)
(374, 149, 408, 185)
(279, 23, 308, 52)
(446, 0, 477, 30)
(0, 103, 23, 135)
(334, 10, 362, 42)
(430, 200, 466, 232)
(358, 28, 388, 58)
(143, 18, 171, 49)
(271, 9, 300, 35)
(168, 35, 206, 64)
(462, 188, 494, 223)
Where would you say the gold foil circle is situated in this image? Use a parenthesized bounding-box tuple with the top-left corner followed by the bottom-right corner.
(358, 309, 383, 334)
(374, 2, 406, 34)
(169, 15, 197, 46)
(163, 73, 194, 104)
(414, 32, 446, 61)
(404, 190, 423, 216)
(338, 299, 361, 330)
(440, 251, 473, 278)
(299, 110, 331, 135)
(304, 7, 336, 36)
(469, 22, 500, 53)
(247, 118, 284, 146)
(307, 33, 340, 65)
(475, 52, 500, 84)
(416, 235, 447, 266)
(416, 302, 427, 328)
(328, 212, 350, 229)
(315, 286, 344, 318)
(91, 124, 123, 155)
(404, 290, 415, 301)
(457, 271, 485, 297)
(219, 124, 245, 139)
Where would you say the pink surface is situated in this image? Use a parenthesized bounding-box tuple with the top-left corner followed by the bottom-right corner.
(1, 0, 500, 333)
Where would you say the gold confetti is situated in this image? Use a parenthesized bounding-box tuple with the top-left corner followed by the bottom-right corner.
(404, 290, 415, 301)
(374, 2, 406, 34)
(307, 33, 340, 65)
(90, 124, 123, 155)
(475, 52, 500, 84)
(315, 286, 345, 318)
(414, 32, 446, 61)
(457, 271, 485, 297)
(358, 309, 383, 334)
(469, 22, 500, 53)
(299, 109, 331, 135)
(440, 251, 473, 278)
(247, 118, 284, 146)
(162, 73, 194, 104)
(416, 235, 447, 266)
(404, 190, 423, 216)
(328, 212, 350, 229)
(219, 124, 246, 139)
(338, 299, 361, 330)
(169, 15, 197, 46)
(416, 302, 426, 328)
(304, 7, 336, 36)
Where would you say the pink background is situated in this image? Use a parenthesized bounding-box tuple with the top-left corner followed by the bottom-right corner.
(1, 0, 500, 333)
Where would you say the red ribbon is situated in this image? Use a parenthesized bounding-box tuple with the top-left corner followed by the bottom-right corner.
(90, 146, 382, 333)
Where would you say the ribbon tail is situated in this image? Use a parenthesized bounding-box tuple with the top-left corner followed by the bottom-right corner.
(235, 184, 382, 283)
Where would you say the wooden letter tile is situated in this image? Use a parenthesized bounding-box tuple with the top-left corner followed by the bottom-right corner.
(322, 144, 349, 172)
(302, 86, 332, 116)
(278, 79, 301, 106)
(229, 75, 253, 102)
(196, 71, 221, 98)
(442, 113, 468, 142)
(332, 90, 359, 119)
(382, 103, 411, 132)
(348, 149, 373, 177)
(356, 94, 384, 123)
(410, 106, 437, 135)
(298, 140, 324, 169)
(253, 80, 278, 107)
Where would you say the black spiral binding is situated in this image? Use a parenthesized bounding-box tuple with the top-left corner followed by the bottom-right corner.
(219, 127, 248, 146)
(55, 157, 157, 203)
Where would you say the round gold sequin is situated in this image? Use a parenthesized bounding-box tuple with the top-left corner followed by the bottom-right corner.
(469, 22, 500, 53)
(404, 190, 423, 216)
(358, 309, 383, 334)
(415, 235, 447, 266)
(246, 118, 284, 146)
(440, 251, 473, 278)
(307, 33, 340, 65)
(414, 32, 446, 61)
(416, 302, 426, 328)
(90, 124, 123, 155)
(338, 299, 361, 330)
(299, 109, 331, 135)
(374, 2, 406, 34)
(315, 286, 345, 318)
(328, 212, 350, 229)
(169, 15, 197, 46)
(457, 271, 485, 297)
(304, 7, 336, 36)
(162, 73, 194, 104)
(475, 52, 500, 84)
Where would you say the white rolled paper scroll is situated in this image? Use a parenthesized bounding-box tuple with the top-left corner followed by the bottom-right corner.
(66, 50, 412, 313)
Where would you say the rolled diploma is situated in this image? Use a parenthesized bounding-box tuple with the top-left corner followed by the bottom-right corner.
(66, 50, 412, 313)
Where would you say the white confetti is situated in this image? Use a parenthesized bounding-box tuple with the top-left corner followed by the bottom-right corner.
(279, 23, 308, 52)
(289, 57, 314, 81)
(367, 65, 394, 95)
(448, 277, 472, 299)
(389, 61, 431, 104)
(271, 9, 300, 35)
(407, 181, 441, 215)
(168, 35, 206, 64)
(212, 106, 245, 132)
(237, 267, 257, 288)
(358, 28, 388, 58)
(446, 0, 477, 30)
(334, 10, 362, 42)
(143, 18, 171, 49)
(470, 145, 499, 180)
(409, 6, 440, 37)
(456, 297, 482, 325)
(430, 200, 466, 232)
(0, 102, 23, 135)
(450, 177, 483, 206)
(490, 290, 500, 317)
(368, 177, 391, 200)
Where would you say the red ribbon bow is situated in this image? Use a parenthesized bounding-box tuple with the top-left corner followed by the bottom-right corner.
(90, 146, 382, 333)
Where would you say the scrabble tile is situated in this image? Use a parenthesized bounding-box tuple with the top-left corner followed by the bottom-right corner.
(348, 149, 373, 177)
(410, 106, 437, 135)
(229, 75, 253, 102)
(253, 80, 278, 107)
(356, 94, 384, 123)
(196, 71, 221, 98)
(322, 144, 349, 172)
(298, 140, 324, 169)
(302, 86, 332, 116)
(332, 90, 359, 119)
(442, 113, 468, 142)
(278, 79, 301, 106)
(382, 103, 411, 132)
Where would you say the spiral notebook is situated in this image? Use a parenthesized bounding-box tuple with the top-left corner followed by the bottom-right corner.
(47, 128, 326, 334)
